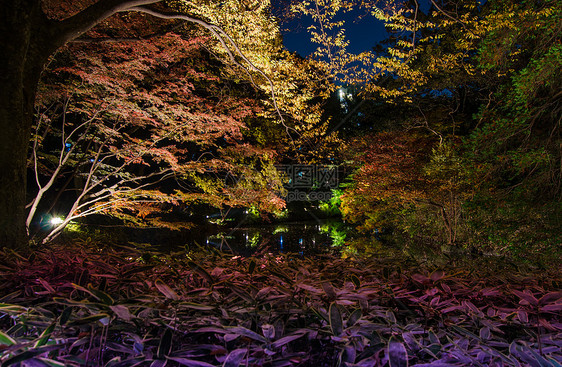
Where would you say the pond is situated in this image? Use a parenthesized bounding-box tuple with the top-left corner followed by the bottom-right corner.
(91, 218, 352, 256)
(196, 220, 349, 255)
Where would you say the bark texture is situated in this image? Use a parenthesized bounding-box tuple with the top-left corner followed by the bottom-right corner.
(0, 0, 47, 248)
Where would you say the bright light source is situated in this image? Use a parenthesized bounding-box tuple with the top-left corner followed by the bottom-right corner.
(338, 88, 345, 101)
(50, 216, 64, 226)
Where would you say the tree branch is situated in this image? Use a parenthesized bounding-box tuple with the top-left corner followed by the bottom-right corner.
(430, 0, 476, 37)
(53, 0, 163, 47)
(50, 1, 292, 136)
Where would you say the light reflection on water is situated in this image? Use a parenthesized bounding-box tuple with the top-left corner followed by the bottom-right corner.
(201, 220, 347, 255)
(97, 219, 350, 255)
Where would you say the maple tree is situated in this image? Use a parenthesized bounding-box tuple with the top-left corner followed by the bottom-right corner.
(27, 4, 300, 243)
(22, 0, 344, 244)
(339, 131, 472, 246)
(340, 132, 432, 233)
(0, 0, 306, 248)
(194, 0, 345, 163)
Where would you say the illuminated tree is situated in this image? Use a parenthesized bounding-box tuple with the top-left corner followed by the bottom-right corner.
(310, 0, 561, 249)
(461, 0, 562, 249)
(27, 3, 296, 243)
(339, 133, 432, 233)
(0, 0, 291, 248)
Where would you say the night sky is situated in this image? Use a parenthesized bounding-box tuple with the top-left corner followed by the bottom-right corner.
(272, 1, 433, 57)
(279, 11, 388, 57)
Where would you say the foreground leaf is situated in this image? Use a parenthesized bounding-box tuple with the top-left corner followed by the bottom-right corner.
(271, 332, 307, 349)
(158, 328, 173, 359)
(167, 358, 215, 367)
(110, 305, 133, 321)
(0, 330, 16, 346)
(225, 326, 267, 343)
(222, 348, 247, 367)
(329, 302, 343, 336)
(34, 322, 56, 348)
(155, 279, 179, 300)
(388, 337, 408, 367)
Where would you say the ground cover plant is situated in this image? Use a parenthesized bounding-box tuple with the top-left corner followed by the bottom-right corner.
(1, 240, 561, 366)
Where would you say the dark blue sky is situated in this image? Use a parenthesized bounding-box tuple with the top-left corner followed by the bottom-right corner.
(280, 13, 388, 57)
(272, 1, 433, 57)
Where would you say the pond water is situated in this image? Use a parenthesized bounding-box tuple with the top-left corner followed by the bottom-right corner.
(100, 219, 351, 255)
(195, 220, 348, 255)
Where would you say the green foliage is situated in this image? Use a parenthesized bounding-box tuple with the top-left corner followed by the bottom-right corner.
(318, 189, 343, 217)
(327, 0, 561, 255)
(456, 0, 562, 252)
(319, 221, 347, 247)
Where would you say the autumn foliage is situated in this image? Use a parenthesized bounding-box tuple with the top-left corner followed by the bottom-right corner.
(29, 9, 295, 240)
(340, 132, 433, 232)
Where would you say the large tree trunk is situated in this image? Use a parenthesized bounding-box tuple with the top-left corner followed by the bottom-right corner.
(0, 0, 48, 249)
(0, 81, 31, 249)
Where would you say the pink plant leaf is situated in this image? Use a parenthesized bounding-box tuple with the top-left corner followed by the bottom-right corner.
(411, 274, 428, 284)
(541, 303, 562, 312)
(296, 283, 323, 294)
(166, 358, 216, 367)
(261, 324, 275, 339)
(429, 270, 445, 282)
(517, 310, 529, 324)
(512, 290, 538, 306)
(479, 326, 491, 340)
(429, 296, 441, 307)
(538, 318, 559, 331)
(154, 279, 179, 300)
(271, 332, 308, 349)
(109, 305, 132, 321)
(538, 291, 562, 305)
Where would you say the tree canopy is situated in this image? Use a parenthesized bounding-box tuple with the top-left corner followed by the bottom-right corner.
(0, 0, 560, 253)
(0, 0, 337, 247)
(301, 0, 561, 253)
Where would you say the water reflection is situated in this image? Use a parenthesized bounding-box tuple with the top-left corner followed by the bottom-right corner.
(98, 218, 351, 255)
(200, 220, 346, 255)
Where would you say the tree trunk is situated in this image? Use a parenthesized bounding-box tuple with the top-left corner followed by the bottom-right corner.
(0, 85, 31, 249)
(0, 0, 48, 249)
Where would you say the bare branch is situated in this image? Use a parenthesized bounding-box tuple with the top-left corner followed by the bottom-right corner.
(412, 0, 419, 50)
(26, 100, 105, 231)
(42, 168, 174, 244)
(314, 0, 334, 63)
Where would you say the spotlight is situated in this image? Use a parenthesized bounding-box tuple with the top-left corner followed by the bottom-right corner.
(50, 216, 64, 226)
